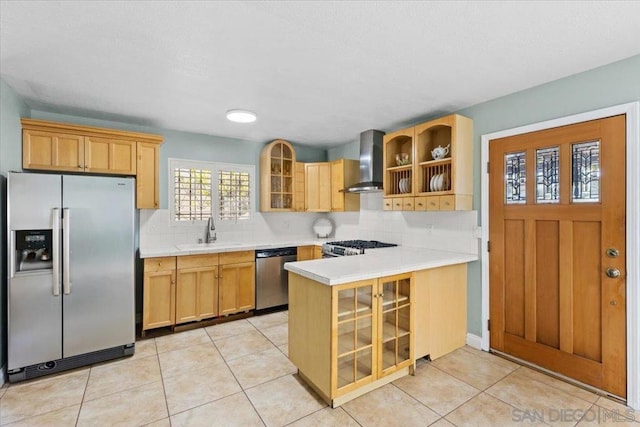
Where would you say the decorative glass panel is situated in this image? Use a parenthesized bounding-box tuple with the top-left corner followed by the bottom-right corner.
(536, 147, 559, 203)
(572, 141, 600, 203)
(505, 152, 526, 204)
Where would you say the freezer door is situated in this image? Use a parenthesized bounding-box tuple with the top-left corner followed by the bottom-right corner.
(8, 172, 63, 370)
(62, 175, 135, 357)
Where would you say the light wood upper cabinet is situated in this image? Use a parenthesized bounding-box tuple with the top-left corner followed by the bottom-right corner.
(331, 159, 360, 212)
(294, 162, 306, 212)
(305, 162, 332, 212)
(21, 119, 163, 209)
(383, 114, 473, 211)
(136, 142, 160, 209)
(260, 139, 296, 212)
(143, 257, 176, 331)
(23, 130, 85, 172)
(85, 136, 136, 175)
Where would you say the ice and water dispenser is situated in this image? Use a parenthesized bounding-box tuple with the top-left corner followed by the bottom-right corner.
(14, 230, 53, 273)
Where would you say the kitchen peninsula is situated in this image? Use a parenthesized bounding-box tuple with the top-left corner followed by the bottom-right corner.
(284, 247, 477, 407)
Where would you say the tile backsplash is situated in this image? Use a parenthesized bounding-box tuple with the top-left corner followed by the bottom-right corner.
(140, 192, 479, 255)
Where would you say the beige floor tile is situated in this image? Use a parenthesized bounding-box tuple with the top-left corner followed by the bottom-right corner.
(393, 364, 480, 415)
(85, 354, 161, 401)
(76, 380, 167, 426)
(342, 383, 440, 426)
(260, 322, 288, 346)
(159, 342, 225, 379)
(514, 367, 598, 404)
(447, 392, 546, 426)
(429, 418, 456, 427)
(460, 346, 520, 370)
(163, 363, 241, 415)
(576, 404, 639, 425)
(5, 404, 80, 427)
(216, 329, 276, 361)
(431, 347, 517, 390)
(594, 396, 637, 417)
(289, 407, 360, 426)
(143, 418, 171, 427)
(227, 347, 296, 389)
(205, 318, 257, 341)
(135, 338, 158, 358)
(0, 369, 88, 425)
(245, 374, 326, 427)
(486, 370, 592, 427)
(247, 311, 288, 330)
(170, 392, 263, 426)
(155, 328, 212, 353)
(278, 344, 289, 357)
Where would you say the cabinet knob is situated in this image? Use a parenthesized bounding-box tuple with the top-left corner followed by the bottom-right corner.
(157, 262, 161, 266)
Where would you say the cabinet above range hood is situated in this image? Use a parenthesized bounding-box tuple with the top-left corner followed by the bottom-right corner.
(343, 129, 386, 193)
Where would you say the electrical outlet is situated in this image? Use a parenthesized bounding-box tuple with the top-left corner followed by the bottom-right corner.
(425, 224, 434, 234)
(473, 226, 482, 238)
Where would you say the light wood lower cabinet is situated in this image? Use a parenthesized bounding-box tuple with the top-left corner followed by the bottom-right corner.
(143, 251, 255, 332)
(413, 264, 467, 360)
(289, 272, 413, 407)
(219, 251, 256, 315)
(176, 254, 219, 324)
(297, 245, 323, 261)
(143, 257, 176, 331)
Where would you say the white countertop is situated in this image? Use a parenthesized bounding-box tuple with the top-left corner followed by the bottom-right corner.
(139, 239, 324, 258)
(284, 246, 478, 286)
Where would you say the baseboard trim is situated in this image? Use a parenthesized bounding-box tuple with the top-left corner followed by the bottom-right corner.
(466, 333, 482, 350)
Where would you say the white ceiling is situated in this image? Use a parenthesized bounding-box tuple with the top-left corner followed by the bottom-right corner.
(1, 1, 639, 148)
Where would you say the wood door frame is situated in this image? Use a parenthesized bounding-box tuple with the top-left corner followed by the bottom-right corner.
(480, 102, 640, 410)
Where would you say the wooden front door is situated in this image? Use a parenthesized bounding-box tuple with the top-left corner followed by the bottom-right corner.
(489, 115, 626, 398)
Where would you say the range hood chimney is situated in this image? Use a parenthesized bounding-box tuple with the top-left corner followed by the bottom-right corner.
(343, 129, 386, 193)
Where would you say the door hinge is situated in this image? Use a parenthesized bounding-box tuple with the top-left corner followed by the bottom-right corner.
(487, 319, 491, 331)
(486, 162, 490, 174)
(487, 241, 491, 252)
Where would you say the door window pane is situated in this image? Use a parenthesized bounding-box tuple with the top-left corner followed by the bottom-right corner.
(572, 141, 600, 203)
(505, 152, 526, 204)
(536, 147, 559, 203)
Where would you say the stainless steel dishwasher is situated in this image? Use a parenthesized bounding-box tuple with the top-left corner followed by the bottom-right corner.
(255, 247, 297, 311)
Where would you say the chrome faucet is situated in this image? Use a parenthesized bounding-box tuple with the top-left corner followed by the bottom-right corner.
(205, 216, 216, 243)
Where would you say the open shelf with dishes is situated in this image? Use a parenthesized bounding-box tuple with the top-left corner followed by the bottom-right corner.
(383, 128, 414, 197)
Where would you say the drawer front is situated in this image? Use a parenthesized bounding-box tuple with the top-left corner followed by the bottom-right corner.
(402, 198, 415, 211)
(439, 195, 455, 211)
(414, 197, 427, 211)
(177, 253, 219, 269)
(425, 196, 440, 211)
(392, 198, 404, 211)
(383, 198, 394, 211)
(144, 257, 176, 272)
(220, 250, 255, 264)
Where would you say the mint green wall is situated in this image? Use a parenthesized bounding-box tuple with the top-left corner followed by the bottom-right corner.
(460, 54, 640, 336)
(323, 54, 640, 336)
(29, 110, 327, 209)
(0, 79, 30, 371)
(328, 141, 359, 161)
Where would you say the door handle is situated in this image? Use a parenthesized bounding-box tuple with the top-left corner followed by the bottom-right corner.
(606, 268, 621, 279)
(63, 208, 71, 294)
(52, 208, 61, 296)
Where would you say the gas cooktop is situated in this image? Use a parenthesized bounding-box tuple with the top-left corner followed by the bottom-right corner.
(322, 240, 398, 257)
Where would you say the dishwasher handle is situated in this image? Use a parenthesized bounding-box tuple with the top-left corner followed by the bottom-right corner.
(255, 247, 298, 258)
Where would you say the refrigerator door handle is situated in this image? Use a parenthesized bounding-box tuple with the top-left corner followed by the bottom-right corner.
(63, 208, 72, 295)
(52, 208, 61, 296)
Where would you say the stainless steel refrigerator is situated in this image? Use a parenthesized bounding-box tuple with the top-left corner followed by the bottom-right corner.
(7, 172, 135, 382)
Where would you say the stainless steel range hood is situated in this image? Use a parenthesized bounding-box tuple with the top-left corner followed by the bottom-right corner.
(343, 129, 386, 193)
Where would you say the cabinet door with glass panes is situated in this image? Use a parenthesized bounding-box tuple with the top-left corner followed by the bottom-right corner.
(332, 280, 377, 397)
(378, 273, 413, 377)
(260, 139, 296, 211)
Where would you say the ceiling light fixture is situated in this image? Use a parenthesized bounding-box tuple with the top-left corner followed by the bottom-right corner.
(226, 109, 257, 123)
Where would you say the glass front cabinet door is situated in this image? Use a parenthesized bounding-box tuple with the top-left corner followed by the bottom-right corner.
(331, 273, 413, 397)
